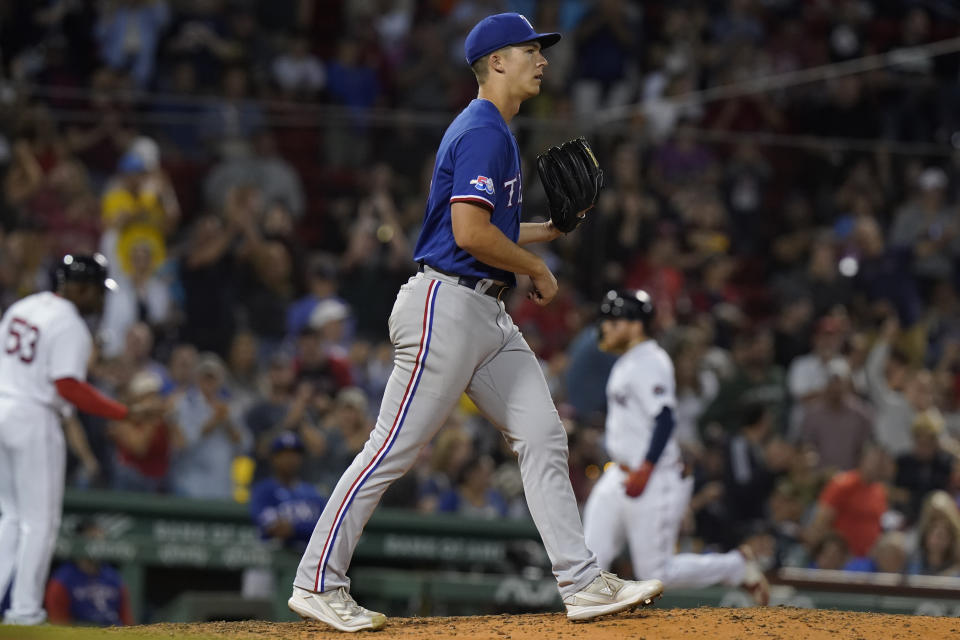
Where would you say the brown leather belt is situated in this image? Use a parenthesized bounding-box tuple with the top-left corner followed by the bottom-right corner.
(418, 263, 510, 301)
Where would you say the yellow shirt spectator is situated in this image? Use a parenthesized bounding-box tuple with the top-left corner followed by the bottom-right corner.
(101, 179, 167, 276)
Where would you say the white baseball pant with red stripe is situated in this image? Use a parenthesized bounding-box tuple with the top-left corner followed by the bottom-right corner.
(295, 271, 599, 599)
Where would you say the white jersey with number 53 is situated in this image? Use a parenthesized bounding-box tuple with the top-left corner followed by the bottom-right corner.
(0, 292, 93, 410)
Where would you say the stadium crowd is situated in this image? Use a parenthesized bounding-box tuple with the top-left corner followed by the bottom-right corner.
(3, 0, 960, 590)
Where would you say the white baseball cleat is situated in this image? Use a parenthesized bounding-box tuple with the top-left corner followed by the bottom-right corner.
(564, 571, 664, 621)
(2, 611, 47, 626)
(288, 585, 386, 632)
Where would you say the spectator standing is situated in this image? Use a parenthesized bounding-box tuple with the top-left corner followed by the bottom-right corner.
(170, 353, 249, 499)
(100, 323, 170, 392)
(99, 137, 179, 283)
(888, 167, 958, 289)
(852, 217, 923, 332)
(286, 255, 352, 340)
(323, 37, 381, 168)
(786, 316, 847, 432)
(806, 444, 890, 558)
(200, 65, 265, 158)
(108, 371, 175, 492)
(564, 324, 618, 425)
(29, 159, 102, 260)
(272, 31, 326, 100)
(179, 214, 239, 356)
(724, 404, 790, 538)
(571, 0, 640, 116)
(204, 132, 305, 219)
(866, 317, 935, 456)
(95, 0, 170, 89)
(99, 239, 171, 359)
(699, 328, 788, 438)
(799, 359, 874, 472)
(323, 387, 372, 460)
(166, 344, 198, 397)
(226, 332, 261, 414)
(894, 412, 955, 524)
(294, 306, 353, 400)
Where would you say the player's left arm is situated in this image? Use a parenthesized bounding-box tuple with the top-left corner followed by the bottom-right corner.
(517, 220, 563, 245)
(517, 213, 594, 245)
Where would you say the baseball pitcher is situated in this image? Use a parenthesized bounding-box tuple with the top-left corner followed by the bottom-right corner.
(288, 13, 663, 632)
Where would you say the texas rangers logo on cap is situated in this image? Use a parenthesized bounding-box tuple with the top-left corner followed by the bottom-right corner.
(470, 175, 495, 195)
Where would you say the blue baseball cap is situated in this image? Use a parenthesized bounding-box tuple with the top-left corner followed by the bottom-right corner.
(464, 13, 561, 65)
(271, 431, 304, 454)
(117, 151, 147, 174)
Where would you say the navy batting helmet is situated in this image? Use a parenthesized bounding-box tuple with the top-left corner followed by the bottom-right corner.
(599, 289, 655, 327)
(55, 253, 117, 291)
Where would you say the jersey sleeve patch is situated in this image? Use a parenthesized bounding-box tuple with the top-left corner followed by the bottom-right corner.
(470, 175, 495, 195)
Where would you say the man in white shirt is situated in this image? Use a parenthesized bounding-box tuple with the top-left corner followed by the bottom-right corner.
(786, 315, 847, 435)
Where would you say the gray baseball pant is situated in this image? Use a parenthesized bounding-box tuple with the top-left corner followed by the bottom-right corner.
(294, 270, 599, 599)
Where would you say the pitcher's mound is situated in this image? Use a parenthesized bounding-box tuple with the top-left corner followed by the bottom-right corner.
(100, 607, 957, 639)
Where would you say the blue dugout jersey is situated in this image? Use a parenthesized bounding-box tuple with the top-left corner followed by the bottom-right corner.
(413, 99, 523, 286)
(49, 563, 126, 626)
(249, 477, 326, 547)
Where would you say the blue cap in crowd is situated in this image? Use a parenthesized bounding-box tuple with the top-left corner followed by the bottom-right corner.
(117, 151, 147, 174)
(271, 431, 304, 454)
(464, 13, 561, 65)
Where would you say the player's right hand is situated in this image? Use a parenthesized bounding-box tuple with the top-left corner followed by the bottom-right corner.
(528, 265, 558, 306)
(624, 461, 654, 498)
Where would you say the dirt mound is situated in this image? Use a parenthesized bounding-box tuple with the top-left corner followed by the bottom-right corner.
(104, 607, 958, 640)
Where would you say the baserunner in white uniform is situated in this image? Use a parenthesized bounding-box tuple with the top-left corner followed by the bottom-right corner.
(0, 254, 130, 626)
(583, 290, 770, 605)
(288, 13, 663, 633)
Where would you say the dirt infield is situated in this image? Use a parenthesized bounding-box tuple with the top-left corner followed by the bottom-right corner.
(58, 607, 953, 640)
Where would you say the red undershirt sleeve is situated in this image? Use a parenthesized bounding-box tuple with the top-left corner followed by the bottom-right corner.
(54, 378, 128, 420)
